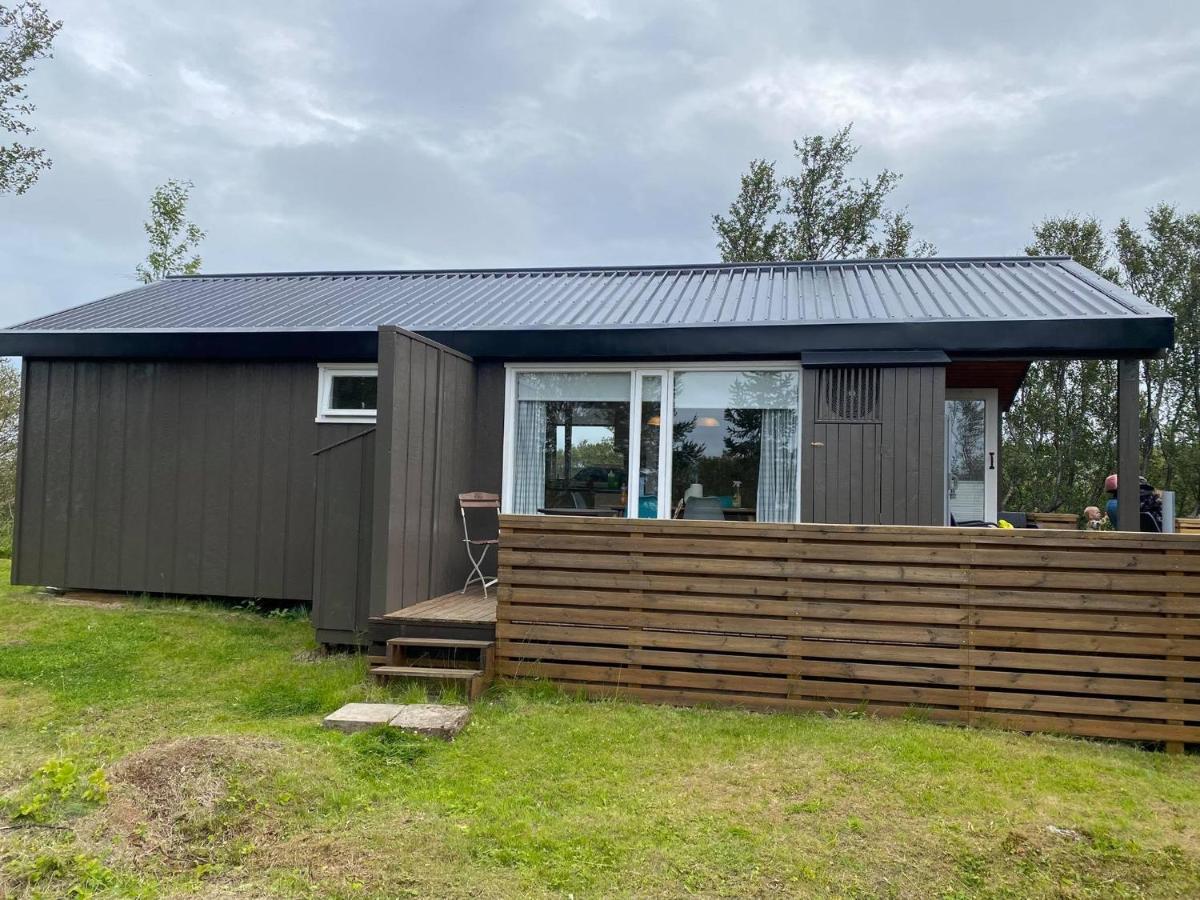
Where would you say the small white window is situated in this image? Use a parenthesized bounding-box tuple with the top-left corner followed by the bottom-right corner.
(317, 364, 378, 423)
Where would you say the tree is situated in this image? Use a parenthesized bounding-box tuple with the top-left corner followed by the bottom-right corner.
(1114, 206, 1200, 512)
(713, 124, 935, 262)
(1004, 208, 1200, 517)
(1002, 217, 1119, 513)
(135, 179, 206, 283)
(0, 359, 20, 554)
(0, 1, 61, 195)
(713, 159, 784, 263)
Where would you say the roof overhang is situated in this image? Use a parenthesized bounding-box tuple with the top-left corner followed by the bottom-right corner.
(0, 314, 1174, 361)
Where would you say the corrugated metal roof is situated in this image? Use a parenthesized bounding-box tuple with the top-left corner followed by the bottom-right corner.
(8, 257, 1168, 333)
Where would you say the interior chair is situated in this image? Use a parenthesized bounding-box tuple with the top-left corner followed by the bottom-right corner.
(683, 496, 725, 520)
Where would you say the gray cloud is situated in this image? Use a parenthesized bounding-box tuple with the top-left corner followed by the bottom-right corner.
(2, 0, 1198, 324)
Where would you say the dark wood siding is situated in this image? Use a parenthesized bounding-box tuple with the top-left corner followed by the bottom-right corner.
(13, 359, 353, 601)
(312, 428, 376, 639)
(370, 328, 480, 618)
(801, 365, 945, 526)
(471, 361, 506, 494)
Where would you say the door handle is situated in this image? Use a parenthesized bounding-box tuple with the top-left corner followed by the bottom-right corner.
(989, 451, 995, 471)
(810, 441, 825, 447)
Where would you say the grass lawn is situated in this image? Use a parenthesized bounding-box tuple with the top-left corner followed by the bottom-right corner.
(2, 562, 1200, 898)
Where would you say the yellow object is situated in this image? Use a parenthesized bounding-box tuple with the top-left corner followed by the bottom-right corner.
(997, 519, 1014, 529)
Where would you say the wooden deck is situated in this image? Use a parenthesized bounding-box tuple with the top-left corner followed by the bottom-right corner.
(380, 584, 497, 625)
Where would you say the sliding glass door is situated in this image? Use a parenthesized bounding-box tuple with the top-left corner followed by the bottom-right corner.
(670, 370, 799, 522)
(506, 365, 800, 522)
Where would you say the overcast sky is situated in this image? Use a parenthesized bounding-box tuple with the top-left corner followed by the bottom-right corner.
(2, 0, 1198, 326)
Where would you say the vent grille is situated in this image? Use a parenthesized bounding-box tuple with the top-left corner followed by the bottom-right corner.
(817, 368, 881, 422)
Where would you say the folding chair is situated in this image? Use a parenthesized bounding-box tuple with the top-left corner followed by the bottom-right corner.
(459, 491, 500, 598)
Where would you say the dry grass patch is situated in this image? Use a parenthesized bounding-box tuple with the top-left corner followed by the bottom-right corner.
(91, 736, 291, 871)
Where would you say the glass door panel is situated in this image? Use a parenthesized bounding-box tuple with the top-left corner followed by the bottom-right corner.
(670, 370, 799, 522)
(629, 372, 666, 518)
(512, 371, 630, 515)
(945, 390, 997, 524)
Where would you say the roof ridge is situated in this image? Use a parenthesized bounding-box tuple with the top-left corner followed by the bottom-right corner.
(165, 256, 1073, 281)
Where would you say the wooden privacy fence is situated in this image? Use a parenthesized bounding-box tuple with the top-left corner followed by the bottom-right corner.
(496, 515, 1200, 750)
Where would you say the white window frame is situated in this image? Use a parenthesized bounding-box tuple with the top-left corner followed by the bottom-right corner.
(944, 388, 999, 525)
(627, 369, 670, 519)
(502, 361, 803, 521)
(316, 363, 379, 424)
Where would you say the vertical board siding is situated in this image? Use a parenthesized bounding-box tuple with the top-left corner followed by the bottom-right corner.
(283, 369, 320, 601)
(228, 365, 265, 593)
(437, 354, 480, 591)
(311, 429, 376, 635)
(11, 362, 39, 586)
(174, 363, 207, 592)
(801, 365, 945, 526)
(40, 362, 74, 584)
(118, 364, 153, 588)
(90, 363, 126, 587)
(497, 515, 1200, 747)
(146, 364, 180, 592)
(369, 328, 481, 620)
(65, 362, 100, 587)
(14, 359, 336, 601)
(471, 361, 507, 493)
(256, 365, 294, 597)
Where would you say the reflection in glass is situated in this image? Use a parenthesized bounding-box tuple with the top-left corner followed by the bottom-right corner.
(513, 372, 631, 515)
(946, 398, 987, 523)
(670, 371, 798, 522)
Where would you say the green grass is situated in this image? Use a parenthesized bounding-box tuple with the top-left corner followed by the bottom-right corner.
(2, 561, 1199, 898)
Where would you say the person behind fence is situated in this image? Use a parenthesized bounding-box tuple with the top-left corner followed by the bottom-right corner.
(1083, 505, 1107, 530)
(1104, 474, 1164, 532)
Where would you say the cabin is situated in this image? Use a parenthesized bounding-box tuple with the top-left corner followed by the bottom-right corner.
(0, 257, 1175, 647)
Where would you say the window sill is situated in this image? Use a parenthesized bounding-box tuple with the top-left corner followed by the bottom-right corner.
(316, 415, 377, 424)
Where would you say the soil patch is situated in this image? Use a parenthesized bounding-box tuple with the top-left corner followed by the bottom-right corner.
(44, 590, 129, 609)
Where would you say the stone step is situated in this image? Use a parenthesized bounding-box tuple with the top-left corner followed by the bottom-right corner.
(323, 702, 470, 739)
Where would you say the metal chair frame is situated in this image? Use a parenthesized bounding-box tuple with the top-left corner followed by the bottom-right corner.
(459, 491, 500, 598)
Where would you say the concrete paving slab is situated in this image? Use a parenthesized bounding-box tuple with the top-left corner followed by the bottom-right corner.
(322, 702, 407, 733)
(387, 704, 471, 740)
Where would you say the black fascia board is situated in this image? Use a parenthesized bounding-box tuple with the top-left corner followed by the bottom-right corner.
(800, 350, 950, 367)
(0, 314, 1174, 361)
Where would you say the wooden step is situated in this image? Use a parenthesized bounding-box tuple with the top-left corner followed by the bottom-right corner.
(370, 665, 484, 680)
(371, 664, 491, 700)
(386, 637, 494, 649)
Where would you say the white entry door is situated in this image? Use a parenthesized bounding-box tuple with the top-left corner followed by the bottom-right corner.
(945, 389, 998, 525)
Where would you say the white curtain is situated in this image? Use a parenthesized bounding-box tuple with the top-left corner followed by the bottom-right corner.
(513, 400, 547, 515)
(757, 408, 797, 522)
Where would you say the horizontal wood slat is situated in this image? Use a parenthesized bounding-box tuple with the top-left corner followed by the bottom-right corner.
(498, 515, 1200, 748)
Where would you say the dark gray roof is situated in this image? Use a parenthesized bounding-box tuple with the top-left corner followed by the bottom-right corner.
(0, 257, 1173, 361)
